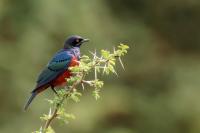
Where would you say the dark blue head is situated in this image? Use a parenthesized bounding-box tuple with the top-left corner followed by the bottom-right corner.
(64, 35, 89, 49)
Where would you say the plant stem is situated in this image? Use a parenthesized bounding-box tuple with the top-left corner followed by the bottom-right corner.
(43, 73, 85, 132)
(44, 107, 58, 130)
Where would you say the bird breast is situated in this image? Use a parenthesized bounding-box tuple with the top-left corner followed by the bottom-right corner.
(52, 56, 79, 87)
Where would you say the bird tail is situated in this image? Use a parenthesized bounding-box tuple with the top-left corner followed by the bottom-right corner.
(24, 92, 37, 111)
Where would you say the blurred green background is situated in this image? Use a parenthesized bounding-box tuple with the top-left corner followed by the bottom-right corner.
(0, 0, 200, 133)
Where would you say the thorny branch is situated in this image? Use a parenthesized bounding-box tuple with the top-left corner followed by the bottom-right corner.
(43, 72, 85, 131)
(34, 44, 129, 133)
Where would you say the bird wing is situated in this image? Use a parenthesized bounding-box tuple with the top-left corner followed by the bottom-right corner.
(35, 50, 72, 89)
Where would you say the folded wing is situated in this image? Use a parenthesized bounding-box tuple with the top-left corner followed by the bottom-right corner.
(34, 50, 72, 90)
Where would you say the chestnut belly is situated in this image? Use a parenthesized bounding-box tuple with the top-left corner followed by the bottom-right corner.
(52, 70, 71, 87)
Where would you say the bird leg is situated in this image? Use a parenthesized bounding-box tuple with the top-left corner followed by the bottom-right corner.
(50, 85, 59, 96)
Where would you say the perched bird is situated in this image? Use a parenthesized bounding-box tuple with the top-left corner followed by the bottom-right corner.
(24, 35, 89, 110)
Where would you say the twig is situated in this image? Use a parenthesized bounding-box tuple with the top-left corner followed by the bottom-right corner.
(44, 108, 58, 130)
(43, 73, 85, 132)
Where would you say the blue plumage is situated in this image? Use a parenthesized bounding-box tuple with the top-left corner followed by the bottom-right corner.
(35, 49, 73, 90)
(24, 35, 89, 111)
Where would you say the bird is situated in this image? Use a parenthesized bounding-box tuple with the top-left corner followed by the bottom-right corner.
(24, 35, 89, 111)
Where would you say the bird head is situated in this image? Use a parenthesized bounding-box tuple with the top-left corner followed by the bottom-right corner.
(64, 35, 89, 49)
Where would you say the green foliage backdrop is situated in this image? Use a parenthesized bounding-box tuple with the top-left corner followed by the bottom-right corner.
(0, 0, 200, 133)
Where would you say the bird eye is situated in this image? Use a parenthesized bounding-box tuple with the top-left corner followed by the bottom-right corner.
(76, 39, 80, 43)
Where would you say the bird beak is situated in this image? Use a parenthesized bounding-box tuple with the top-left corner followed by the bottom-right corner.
(82, 38, 89, 43)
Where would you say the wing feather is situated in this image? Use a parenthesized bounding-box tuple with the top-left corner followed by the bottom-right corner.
(35, 50, 72, 89)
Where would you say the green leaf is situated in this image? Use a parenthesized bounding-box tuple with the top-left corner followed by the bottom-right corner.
(40, 114, 50, 121)
(93, 89, 100, 100)
(70, 91, 82, 102)
(94, 80, 104, 88)
(80, 55, 91, 62)
(46, 126, 55, 133)
(57, 108, 76, 124)
(101, 50, 110, 59)
(109, 58, 116, 66)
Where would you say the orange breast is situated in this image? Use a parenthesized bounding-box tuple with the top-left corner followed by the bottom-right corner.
(52, 56, 79, 87)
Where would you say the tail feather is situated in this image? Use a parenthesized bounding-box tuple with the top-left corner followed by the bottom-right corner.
(24, 84, 50, 111)
(24, 92, 37, 111)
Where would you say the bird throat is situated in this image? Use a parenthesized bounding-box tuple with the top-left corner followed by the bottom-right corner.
(71, 47, 81, 60)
